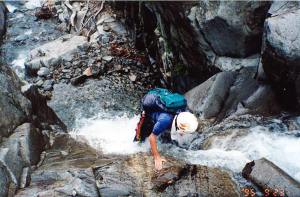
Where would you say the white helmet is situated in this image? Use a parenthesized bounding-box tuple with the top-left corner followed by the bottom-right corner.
(173, 112, 198, 134)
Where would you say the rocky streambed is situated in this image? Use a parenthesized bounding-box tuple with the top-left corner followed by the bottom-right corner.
(1, 1, 300, 197)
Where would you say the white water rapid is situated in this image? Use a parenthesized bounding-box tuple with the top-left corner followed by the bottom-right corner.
(71, 114, 300, 183)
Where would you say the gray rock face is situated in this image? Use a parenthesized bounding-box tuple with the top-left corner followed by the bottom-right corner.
(25, 34, 88, 75)
(185, 68, 279, 121)
(21, 84, 66, 131)
(0, 64, 31, 138)
(192, 1, 270, 57)
(0, 123, 45, 196)
(48, 79, 141, 128)
(242, 85, 281, 116)
(242, 158, 300, 197)
(262, 2, 300, 110)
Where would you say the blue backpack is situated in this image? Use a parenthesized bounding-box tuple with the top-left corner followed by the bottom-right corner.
(142, 88, 187, 113)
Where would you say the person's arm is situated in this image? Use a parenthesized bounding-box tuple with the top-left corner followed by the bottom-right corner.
(149, 133, 166, 170)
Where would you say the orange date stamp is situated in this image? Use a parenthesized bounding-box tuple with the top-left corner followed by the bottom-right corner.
(241, 187, 285, 197)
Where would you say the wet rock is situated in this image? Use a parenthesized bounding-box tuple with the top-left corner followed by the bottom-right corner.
(0, 64, 31, 138)
(15, 134, 100, 197)
(95, 153, 239, 196)
(26, 34, 88, 75)
(37, 67, 50, 77)
(262, 2, 300, 110)
(22, 84, 66, 131)
(242, 158, 300, 196)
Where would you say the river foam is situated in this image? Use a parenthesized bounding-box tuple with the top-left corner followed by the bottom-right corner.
(71, 114, 150, 155)
(71, 114, 300, 182)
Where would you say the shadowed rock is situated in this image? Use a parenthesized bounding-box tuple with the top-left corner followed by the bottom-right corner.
(262, 2, 300, 110)
(0, 64, 31, 138)
(21, 84, 67, 131)
(0, 1, 6, 40)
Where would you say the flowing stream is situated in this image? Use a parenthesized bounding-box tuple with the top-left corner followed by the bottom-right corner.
(71, 113, 300, 183)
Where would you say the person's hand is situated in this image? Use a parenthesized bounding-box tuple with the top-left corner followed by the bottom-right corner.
(154, 156, 166, 170)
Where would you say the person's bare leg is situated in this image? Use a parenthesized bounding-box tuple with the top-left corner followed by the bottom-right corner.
(149, 133, 166, 170)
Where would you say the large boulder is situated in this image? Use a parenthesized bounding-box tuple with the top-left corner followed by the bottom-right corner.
(185, 68, 280, 122)
(25, 34, 88, 75)
(262, 2, 300, 110)
(95, 153, 239, 196)
(190, 1, 271, 57)
(0, 64, 31, 138)
(242, 158, 300, 196)
(0, 123, 45, 196)
(185, 69, 256, 120)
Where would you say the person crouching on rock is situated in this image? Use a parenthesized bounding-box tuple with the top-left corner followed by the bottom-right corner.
(134, 88, 198, 170)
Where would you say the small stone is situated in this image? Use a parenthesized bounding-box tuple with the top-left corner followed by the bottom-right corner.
(60, 150, 68, 156)
(43, 79, 54, 91)
(101, 35, 110, 44)
(129, 74, 137, 82)
(36, 80, 44, 87)
(64, 62, 72, 69)
(115, 64, 122, 71)
(62, 69, 70, 73)
(37, 67, 50, 77)
(102, 56, 113, 62)
(103, 24, 110, 32)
